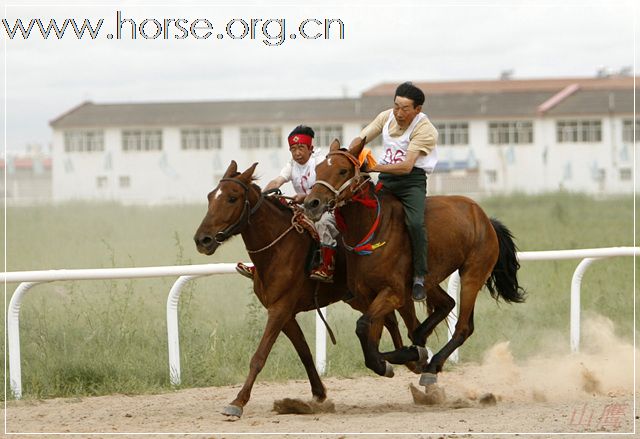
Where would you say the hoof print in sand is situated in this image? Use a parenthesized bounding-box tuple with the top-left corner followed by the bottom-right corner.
(273, 398, 335, 415)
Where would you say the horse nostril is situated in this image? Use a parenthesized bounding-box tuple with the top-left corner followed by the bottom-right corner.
(306, 198, 320, 209)
(199, 235, 213, 246)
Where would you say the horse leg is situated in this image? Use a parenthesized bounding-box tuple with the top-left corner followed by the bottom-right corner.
(381, 285, 454, 369)
(412, 285, 456, 347)
(223, 306, 291, 419)
(383, 311, 404, 350)
(424, 271, 485, 375)
(381, 300, 422, 373)
(355, 287, 402, 377)
(397, 298, 420, 345)
(281, 317, 326, 402)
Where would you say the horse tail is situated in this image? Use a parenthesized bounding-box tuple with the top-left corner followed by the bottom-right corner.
(485, 218, 526, 303)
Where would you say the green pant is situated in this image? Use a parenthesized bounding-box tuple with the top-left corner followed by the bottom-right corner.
(379, 168, 428, 277)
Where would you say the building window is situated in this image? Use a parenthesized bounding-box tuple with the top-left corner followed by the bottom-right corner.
(622, 119, 639, 142)
(64, 130, 104, 152)
(434, 122, 469, 145)
(485, 170, 497, 183)
(181, 128, 222, 150)
(313, 125, 343, 148)
(96, 176, 108, 188)
(119, 176, 130, 188)
(556, 120, 602, 143)
(122, 130, 163, 151)
(619, 168, 632, 181)
(488, 121, 533, 144)
(240, 127, 281, 149)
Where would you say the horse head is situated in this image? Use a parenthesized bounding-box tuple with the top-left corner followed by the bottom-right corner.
(194, 160, 259, 255)
(304, 138, 367, 221)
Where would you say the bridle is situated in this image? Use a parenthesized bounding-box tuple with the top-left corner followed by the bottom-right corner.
(312, 150, 371, 209)
(213, 178, 264, 244)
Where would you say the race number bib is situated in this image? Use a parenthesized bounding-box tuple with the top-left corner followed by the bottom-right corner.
(383, 148, 406, 164)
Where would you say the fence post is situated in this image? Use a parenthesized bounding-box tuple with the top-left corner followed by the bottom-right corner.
(8, 282, 43, 399)
(446, 271, 460, 363)
(166, 275, 201, 386)
(570, 258, 599, 353)
(315, 307, 327, 375)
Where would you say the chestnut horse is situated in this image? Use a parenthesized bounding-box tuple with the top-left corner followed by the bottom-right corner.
(194, 161, 420, 419)
(304, 139, 525, 381)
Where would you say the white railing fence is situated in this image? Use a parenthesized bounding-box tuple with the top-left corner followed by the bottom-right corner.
(444, 246, 636, 362)
(4, 246, 636, 399)
(5, 264, 237, 399)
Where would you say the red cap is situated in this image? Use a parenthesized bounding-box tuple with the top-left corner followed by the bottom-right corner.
(288, 134, 313, 149)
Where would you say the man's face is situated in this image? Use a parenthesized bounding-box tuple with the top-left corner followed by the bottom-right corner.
(393, 96, 422, 129)
(289, 143, 312, 165)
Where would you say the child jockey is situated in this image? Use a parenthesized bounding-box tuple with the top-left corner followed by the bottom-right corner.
(236, 125, 339, 282)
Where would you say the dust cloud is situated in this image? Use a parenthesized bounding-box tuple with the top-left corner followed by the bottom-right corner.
(438, 314, 635, 403)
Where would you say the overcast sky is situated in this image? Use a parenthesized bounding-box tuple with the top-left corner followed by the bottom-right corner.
(1, 0, 636, 152)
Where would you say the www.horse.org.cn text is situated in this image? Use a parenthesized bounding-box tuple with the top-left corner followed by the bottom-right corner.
(1, 11, 346, 46)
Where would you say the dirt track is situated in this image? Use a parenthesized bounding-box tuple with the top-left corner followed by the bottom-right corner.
(6, 318, 637, 438)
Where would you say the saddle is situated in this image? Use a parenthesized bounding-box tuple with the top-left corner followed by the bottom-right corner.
(267, 194, 322, 273)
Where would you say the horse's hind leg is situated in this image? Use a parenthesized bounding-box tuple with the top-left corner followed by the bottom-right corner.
(424, 270, 486, 375)
(383, 311, 404, 350)
(383, 285, 455, 369)
(281, 317, 326, 402)
(412, 285, 455, 347)
(397, 299, 420, 345)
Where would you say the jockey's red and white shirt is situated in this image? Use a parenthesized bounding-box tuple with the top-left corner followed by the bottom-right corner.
(279, 150, 322, 195)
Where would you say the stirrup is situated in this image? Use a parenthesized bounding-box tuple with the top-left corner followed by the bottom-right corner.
(236, 263, 255, 280)
(309, 270, 333, 283)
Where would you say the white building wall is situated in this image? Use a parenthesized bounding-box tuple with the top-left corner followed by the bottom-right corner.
(51, 113, 637, 204)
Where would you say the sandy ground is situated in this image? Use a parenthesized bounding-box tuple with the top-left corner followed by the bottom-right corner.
(5, 317, 638, 438)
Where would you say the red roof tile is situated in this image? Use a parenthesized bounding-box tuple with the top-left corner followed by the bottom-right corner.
(363, 76, 636, 96)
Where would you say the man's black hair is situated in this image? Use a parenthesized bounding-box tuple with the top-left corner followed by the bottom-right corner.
(289, 125, 315, 138)
(394, 82, 425, 107)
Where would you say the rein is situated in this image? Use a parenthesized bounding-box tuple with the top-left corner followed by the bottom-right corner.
(214, 179, 312, 254)
(246, 209, 312, 254)
(213, 178, 265, 244)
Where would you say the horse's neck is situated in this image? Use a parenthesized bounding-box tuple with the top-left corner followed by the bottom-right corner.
(240, 193, 302, 262)
(339, 186, 379, 240)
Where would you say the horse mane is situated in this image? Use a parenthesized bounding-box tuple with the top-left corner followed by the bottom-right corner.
(335, 148, 370, 172)
(265, 195, 293, 212)
(227, 172, 291, 213)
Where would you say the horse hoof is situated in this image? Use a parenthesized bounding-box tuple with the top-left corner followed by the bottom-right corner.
(419, 372, 437, 386)
(384, 362, 394, 378)
(222, 405, 243, 419)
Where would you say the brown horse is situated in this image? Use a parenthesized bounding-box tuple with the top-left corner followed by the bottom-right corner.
(193, 160, 420, 419)
(303, 139, 525, 381)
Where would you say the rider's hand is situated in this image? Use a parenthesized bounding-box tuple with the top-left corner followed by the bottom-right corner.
(293, 194, 306, 204)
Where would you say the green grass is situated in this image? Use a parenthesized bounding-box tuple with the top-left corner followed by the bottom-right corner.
(1, 193, 636, 400)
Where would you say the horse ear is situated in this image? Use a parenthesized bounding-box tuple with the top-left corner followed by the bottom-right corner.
(348, 136, 366, 157)
(223, 160, 238, 177)
(238, 162, 258, 182)
(329, 138, 341, 151)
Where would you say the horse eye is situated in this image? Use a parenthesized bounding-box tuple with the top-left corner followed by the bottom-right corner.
(228, 196, 237, 203)
(339, 168, 348, 176)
